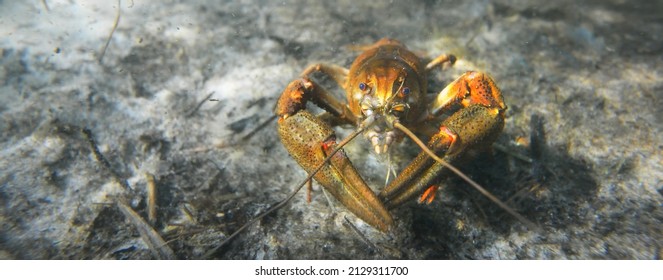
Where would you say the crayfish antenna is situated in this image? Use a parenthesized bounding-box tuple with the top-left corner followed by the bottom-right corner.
(392, 122, 540, 232)
(214, 115, 279, 149)
(202, 126, 365, 259)
(239, 115, 278, 142)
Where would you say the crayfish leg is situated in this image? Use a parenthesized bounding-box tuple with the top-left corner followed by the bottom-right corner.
(418, 185, 440, 205)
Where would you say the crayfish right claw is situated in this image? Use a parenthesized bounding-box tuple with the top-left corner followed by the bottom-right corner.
(278, 110, 393, 232)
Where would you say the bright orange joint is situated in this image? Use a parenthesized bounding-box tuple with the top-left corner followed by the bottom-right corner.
(321, 140, 335, 152)
(419, 185, 439, 204)
(439, 126, 458, 143)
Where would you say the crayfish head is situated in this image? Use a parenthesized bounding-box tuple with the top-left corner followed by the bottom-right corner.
(354, 71, 421, 155)
(349, 48, 426, 155)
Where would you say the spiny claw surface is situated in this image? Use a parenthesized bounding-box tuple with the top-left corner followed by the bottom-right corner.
(278, 110, 393, 231)
(380, 104, 505, 208)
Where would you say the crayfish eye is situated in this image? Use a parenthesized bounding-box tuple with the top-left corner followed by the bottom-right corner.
(402, 87, 410, 95)
(359, 82, 367, 91)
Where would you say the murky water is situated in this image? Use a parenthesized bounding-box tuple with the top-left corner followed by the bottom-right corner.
(0, 0, 661, 259)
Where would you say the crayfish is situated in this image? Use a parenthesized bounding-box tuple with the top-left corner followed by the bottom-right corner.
(275, 38, 534, 232)
(204, 38, 536, 258)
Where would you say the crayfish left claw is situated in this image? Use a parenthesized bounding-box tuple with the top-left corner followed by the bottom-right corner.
(380, 104, 505, 208)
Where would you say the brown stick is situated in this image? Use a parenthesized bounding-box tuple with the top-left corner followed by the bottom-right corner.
(84, 127, 175, 259)
(116, 199, 176, 259)
(146, 173, 158, 225)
